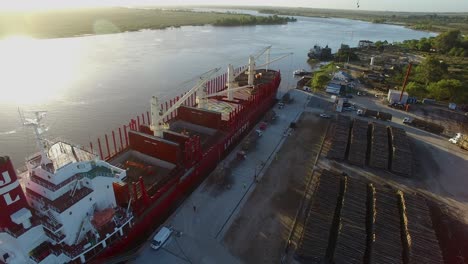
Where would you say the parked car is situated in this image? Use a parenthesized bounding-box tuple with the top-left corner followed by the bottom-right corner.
(345, 94, 353, 98)
(151, 227, 173, 250)
(319, 113, 331, 118)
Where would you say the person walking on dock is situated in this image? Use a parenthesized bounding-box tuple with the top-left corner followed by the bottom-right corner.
(193, 205, 196, 212)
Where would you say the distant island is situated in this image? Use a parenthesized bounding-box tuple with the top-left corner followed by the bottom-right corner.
(213, 15, 296, 26)
(0, 7, 296, 39)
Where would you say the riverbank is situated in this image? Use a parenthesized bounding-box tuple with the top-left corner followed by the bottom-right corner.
(210, 6, 466, 34)
(0, 7, 294, 39)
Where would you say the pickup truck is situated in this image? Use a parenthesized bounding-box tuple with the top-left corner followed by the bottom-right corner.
(449, 133, 468, 150)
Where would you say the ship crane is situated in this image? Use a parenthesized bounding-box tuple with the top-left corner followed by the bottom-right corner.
(150, 47, 291, 137)
(199, 51, 292, 101)
(150, 68, 221, 137)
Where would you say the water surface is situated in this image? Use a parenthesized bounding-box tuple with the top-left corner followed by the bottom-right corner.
(0, 15, 435, 167)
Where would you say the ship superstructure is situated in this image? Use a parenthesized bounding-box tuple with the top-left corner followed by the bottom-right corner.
(0, 48, 285, 263)
(0, 111, 133, 263)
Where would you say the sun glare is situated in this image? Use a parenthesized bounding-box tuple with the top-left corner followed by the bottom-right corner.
(0, 0, 103, 11)
(0, 36, 83, 105)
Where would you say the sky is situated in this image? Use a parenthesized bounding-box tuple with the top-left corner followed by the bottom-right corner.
(1, 0, 467, 12)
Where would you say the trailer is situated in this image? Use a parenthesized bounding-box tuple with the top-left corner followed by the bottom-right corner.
(403, 117, 444, 134)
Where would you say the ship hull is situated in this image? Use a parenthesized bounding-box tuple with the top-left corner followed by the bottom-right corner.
(91, 71, 281, 262)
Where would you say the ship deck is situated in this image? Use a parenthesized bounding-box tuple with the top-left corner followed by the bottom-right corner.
(133, 89, 310, 264)
(110, 150, 175, 194)
(170, 120, 226, 150)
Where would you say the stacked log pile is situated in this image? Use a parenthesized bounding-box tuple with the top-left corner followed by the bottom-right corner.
(377, 111, 392, 121)
(333, 177, 368, 264)
(389, 127, 412, 177)
(327, 115, 351, 160)
(399, 192, 444, 264)
(348, 118, 369, 166)
(369, 123, 389, 169)
(363, 109, 378, 118)
(411, 118, 444, 134)
(296, 170, 341, 262)
(370, 188, 403, 264)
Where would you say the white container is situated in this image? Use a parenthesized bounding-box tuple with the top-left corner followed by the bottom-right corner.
(387, 89, 408, 104)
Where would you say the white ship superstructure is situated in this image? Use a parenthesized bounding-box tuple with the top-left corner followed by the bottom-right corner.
(0, 112, 133, 264)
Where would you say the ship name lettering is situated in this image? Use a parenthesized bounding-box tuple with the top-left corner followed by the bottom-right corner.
(0, 171, 20, 205)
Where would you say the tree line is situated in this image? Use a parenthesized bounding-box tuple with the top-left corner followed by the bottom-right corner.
(389, 30, 468, 57)
(395, 56, 467, 104)
(213, 15, 296, 26)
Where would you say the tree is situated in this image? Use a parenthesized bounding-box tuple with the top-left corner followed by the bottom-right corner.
(415, 56, 448, 85)
(427, 79, 462, 102)
(311, 73, 331, 90)
(405, 82, 427, 98)
(434, 29, 462, 53)
(335, 45, 358, 62)
(417, 37, 433, 52)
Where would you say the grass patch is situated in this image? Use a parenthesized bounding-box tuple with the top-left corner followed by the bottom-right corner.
(0, 7, 293, 39)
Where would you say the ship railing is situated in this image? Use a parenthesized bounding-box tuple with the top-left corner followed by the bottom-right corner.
(44, 228, 66, 244)
(80, 171, 115, 180)
(25, 190, 62, 213)
(64, 213, 134, 262)
(30, 172, 83, 192)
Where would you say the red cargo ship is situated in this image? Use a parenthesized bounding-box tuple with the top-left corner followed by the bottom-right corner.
(0, 49, 283, 263)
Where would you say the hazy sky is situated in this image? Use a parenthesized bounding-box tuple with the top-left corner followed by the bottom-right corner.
(2, 0, 468, 12)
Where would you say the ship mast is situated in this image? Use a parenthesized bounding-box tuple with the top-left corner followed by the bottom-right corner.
(19, 110, 52, 166)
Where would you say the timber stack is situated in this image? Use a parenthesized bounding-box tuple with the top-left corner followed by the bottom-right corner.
(333, 176, 368, 264)
(327, 115, 352, 160)
(369, 123, 389, 169)
(370, 188, 403, 264)
(348, 118, 369, 166)
(296, 170, 342, 262)
(398, 192, 444, 264)
(389, 127, 412, 177)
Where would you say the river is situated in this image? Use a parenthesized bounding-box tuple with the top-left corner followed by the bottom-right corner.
(0, 12, 435, 167)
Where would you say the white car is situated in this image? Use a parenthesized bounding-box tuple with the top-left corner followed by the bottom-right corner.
(151, 227, 173, 250)
(319, 113, 331, 118)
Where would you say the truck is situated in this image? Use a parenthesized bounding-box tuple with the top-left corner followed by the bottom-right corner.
(402, 117, 444, 134)
(449, 133, 468, 150)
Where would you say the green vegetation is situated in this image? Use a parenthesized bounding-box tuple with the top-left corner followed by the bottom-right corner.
(253, 7, 468, 34)
(334, 44, 359, 62)
(389, 55, 468, 103)
(312, 73, 331, 90)
(309, 63, 337, 90)
(379, 30, 468, 103)
(394, 30, 468, 56)
(0, 8, 295, 39)
(213, 15, 296, 26)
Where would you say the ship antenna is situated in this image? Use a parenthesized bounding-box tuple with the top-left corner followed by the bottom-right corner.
(19, 109, 52, 166)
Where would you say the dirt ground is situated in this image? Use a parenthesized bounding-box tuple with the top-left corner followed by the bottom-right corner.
(223, 112, 329, 263)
